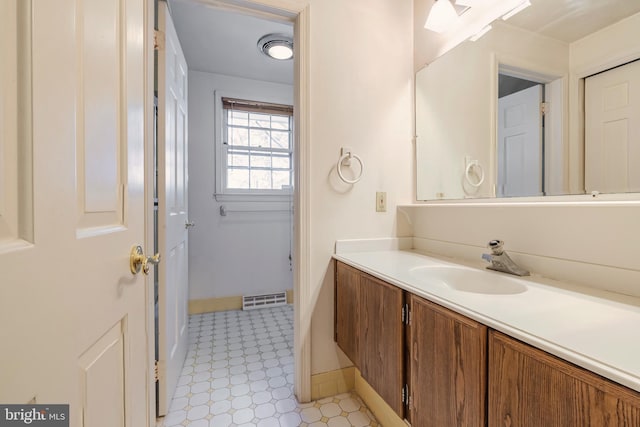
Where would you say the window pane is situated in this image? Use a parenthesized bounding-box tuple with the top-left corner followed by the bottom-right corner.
(229, 127, 248, 147)
(250, 170, 272, 189)
(227, 168, 249, 189)
(249, 129, 270, 148)
(222, 101, 294, 193)
(249, 113, 270, 129)
(271, 115, 290, 130)
(228, 151, 249, 167)
(272, 154, 290, 169)
(229, 110, 248, 126)
(250, 153, 271, 168)
(271, 131, 290, 149)
(272, 171, 291, 189)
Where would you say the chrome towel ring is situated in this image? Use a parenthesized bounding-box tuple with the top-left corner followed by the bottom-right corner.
(337, 148, 364, 184)
(465, 159, 485, 188)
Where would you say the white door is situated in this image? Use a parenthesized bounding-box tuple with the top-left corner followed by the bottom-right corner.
(157, 1, 190, 416)
(497, 84, 543, 197)
(0, 1, 148, 426)
(585, 60, 640, 194)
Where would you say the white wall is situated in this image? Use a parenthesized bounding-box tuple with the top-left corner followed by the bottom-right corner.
(188, 70, 294, 301)
(303, 0, 415, 375)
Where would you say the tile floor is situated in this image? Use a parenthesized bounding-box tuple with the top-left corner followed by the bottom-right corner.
(161, 304, 381, 427)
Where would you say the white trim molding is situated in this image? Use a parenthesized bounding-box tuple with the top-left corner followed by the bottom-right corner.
(293, 3, 311, 404)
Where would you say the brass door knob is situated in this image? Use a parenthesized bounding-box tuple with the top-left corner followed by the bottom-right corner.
(130, 245, 161, 275)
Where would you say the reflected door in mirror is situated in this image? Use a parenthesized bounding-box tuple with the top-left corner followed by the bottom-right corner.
(497, 84, 543, 197)
(585, 60, 640, 194)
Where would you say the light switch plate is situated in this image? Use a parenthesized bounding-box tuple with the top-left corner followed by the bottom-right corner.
(376, 192, 387, 212)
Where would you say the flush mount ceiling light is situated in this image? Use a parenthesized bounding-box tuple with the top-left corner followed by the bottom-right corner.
(424, 0, 458, 33)
(258, 33, 293, 60)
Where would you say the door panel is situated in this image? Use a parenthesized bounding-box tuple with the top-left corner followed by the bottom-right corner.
(79, 0, 122, 218)
(498, 84, 543, 197)
(78, 321, 126, 427)
(77, 0, 125, 232)
(0, 0, 28, 243)
(360, 274, 404, 417)
(157, 1, 189, 415)
(335, 262, 360, 366)
(585, 60, 640, 193)
(409, 295, 487, 427)
(0, 1, 148, 426)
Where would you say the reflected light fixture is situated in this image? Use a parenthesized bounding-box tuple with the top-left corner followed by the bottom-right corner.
(424, 0, 458, 33)
(258, 33, 293, 60)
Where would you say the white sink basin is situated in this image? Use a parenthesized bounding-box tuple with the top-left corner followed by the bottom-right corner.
(409, 265, 528, 295)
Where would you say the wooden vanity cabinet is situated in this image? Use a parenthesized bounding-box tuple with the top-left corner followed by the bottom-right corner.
(336, 261, 640, 427)
(409, 294, 487, 427)
(334, 261, 404, 417)
(489, 331, 640, 427)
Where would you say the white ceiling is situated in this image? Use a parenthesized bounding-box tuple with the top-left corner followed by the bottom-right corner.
(507, 0, 640, 43)
(167, 0, 294, 85)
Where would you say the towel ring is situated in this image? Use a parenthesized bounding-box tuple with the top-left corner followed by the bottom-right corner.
(465, 161, 485, 188)
(337, 152, 364, 184)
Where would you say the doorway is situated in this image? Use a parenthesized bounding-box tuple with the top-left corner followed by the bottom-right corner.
(152, 0, 306, 420)
(496, 64, 565, 197)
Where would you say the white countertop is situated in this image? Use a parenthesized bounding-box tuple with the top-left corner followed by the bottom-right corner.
(333, 249, 640, 393)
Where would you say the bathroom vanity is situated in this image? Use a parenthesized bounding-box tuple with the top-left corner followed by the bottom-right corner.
(333, 249, 640, 426)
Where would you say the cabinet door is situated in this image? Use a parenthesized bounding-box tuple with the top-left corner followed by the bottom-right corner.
(409, 295, 487, 427)
(360, 273, 404, 417)
(489, 331, 640, 427)
(335, 261, 360, 366)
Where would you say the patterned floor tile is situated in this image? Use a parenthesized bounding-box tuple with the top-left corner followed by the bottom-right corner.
(161, 305, 380, 427)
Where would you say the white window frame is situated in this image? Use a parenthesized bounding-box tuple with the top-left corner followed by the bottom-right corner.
(214, 90, 294, 202)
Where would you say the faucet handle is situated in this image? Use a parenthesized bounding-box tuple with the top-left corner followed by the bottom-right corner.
(488, 239, 504, 254)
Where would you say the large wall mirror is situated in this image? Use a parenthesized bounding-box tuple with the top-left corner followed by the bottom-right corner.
(416, 0, 640, 200)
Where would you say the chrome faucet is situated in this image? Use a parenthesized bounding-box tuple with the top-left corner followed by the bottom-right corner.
(481, 240, 530, 276)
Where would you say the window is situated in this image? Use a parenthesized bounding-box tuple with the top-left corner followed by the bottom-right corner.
(221, 97, 293, 194)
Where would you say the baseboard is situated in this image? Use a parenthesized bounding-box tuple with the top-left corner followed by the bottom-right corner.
(355, 369, 408, 427)
(310, 367, 355, 401)
(188, 290, 294, 315)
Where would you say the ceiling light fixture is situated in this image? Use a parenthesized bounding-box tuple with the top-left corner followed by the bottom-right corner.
(258, 34, 293, 60)
(424, 0, 458, 33)
(502, 0, 531, 20)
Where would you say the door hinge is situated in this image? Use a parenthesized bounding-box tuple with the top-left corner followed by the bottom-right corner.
(154, 360, 159, 383)
(401, 303, 411, 325)
(540, 102, 549, 116)
(154, 30, 165, 51)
